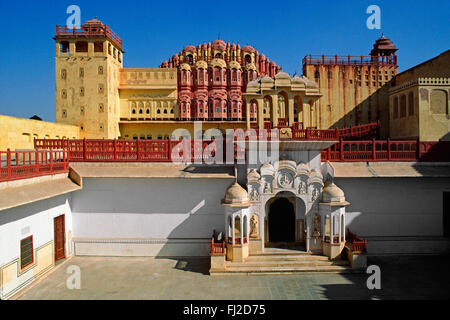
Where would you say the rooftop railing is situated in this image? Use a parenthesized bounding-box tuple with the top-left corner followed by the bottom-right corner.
(0, 149, 69, 183)
(302, 55, 396, 66)
(56, 24, 123, 50)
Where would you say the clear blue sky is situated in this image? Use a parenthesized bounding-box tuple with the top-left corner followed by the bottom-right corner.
(0, 0, 448, 122)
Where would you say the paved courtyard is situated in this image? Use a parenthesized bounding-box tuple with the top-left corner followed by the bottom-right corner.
(17, 255, 450, 300)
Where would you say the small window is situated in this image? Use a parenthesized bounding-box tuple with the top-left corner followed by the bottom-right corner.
(163, 109, 168, 114)
(157, 109, 161, 114)
(61, 69, 67, 80)
(99, 103, 104, 113)
(98, 66, 104, 75)
(60, 41, 69, 53)
(98, 84, 104, 94)
(20, 236, 34, 270)
(94, 42, 103, 53)
(62, 109, 67, 118)
(139, 109, 143, 114)
(80, 87, 84, 97)
(99, 124, 104, 132)
(75, 41, 88, 53)
(147, 135, 152, 140)
(146, 109, 150, 114)
(132, 109, 136, 114)
(349, 79, 353, 84)
(80, 106, 85, 115)
(61, 89, 67, 99)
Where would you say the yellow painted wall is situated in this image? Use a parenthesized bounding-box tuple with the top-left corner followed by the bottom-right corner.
(119, 122, 249, 139)
(0, 115, 80, 150)
(304, 64, 397, 137)
(0, 242, 54, 300)
(55, 38, 122, 139)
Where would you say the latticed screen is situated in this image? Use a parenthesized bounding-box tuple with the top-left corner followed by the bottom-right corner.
(20, 236, 34, 269)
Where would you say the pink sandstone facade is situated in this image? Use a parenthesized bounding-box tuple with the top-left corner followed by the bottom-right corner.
(160, 40, 280, 121)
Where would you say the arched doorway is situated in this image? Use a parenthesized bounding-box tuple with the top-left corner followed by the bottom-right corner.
(268, 197, 295, 243)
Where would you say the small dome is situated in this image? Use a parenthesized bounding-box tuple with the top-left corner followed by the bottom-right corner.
(195, 60, 208, 69)
(183, 45, 196, 52)
(275, 71, 290, 79)
(241, 45, 255, 53)
(247, 169, 260, 180)
(245, 63, 257, 71)
(228, 60, 242, 70)
(180, 63, 191, 71)
(292, 75, 306, 85)
(84, 18, 104, 25)
(212, 39, 226, 50)
(209, 58, 227, 69)
(222, 182, 251, 207)
(247, 79, 260, 88)
(301, 75, 318, 88)
(321, 181, 345, 203)
(261, 75, 274, 83)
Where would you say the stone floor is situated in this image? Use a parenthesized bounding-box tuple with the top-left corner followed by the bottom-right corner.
(16, 255, 450, 300)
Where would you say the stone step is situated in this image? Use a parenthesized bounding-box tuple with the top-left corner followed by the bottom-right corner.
(211, 265, 354, 275)
(226, 259, 349, 268)
(251, 250, 312, 256)
(246, 254, 330, 262)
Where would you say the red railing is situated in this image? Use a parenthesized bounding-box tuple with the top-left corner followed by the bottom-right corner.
(347, 230, 367, 253)
(303, 55, 396, 66)
(56, 24, 123, 50)
(210, 230, 226, 256)
(0, 149, 69, 182)
(321, 139, 450, 162)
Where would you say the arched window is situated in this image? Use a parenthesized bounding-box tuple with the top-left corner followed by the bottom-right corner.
(245, 55, 251, 65)
(186, 54, 193, 65)
(408, 92, 414, 116)
(157, 109, 161, 114)
(400, 94, 407, 117)
(132, 109, 136, 114)
(393, 97, 399, 119)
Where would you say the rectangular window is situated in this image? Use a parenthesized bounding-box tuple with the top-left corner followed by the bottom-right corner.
(20, 236, 34, 269)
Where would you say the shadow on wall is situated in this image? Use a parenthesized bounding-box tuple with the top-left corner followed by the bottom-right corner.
(70, 177, 234, 259)
(325, 83, 391, 139)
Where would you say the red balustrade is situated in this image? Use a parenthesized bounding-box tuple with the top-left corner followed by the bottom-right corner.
(347, 230, 367, 253)
(210, 238, 226, 256)
(0, 149, 69, 182)
(321, 139, 450, 162)
(56, 24, 123, 50)
(303, 55, 396, 67)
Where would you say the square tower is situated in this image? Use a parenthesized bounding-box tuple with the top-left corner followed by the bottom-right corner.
(54, 18, 123, 138)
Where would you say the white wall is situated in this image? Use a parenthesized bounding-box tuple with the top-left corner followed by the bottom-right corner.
(71, 177, 234, 256)
(335, 177, 448, 237)
(0, 194, 72, 299)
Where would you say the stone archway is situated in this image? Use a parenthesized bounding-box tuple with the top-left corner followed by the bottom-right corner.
(267, 196, 296, 243)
